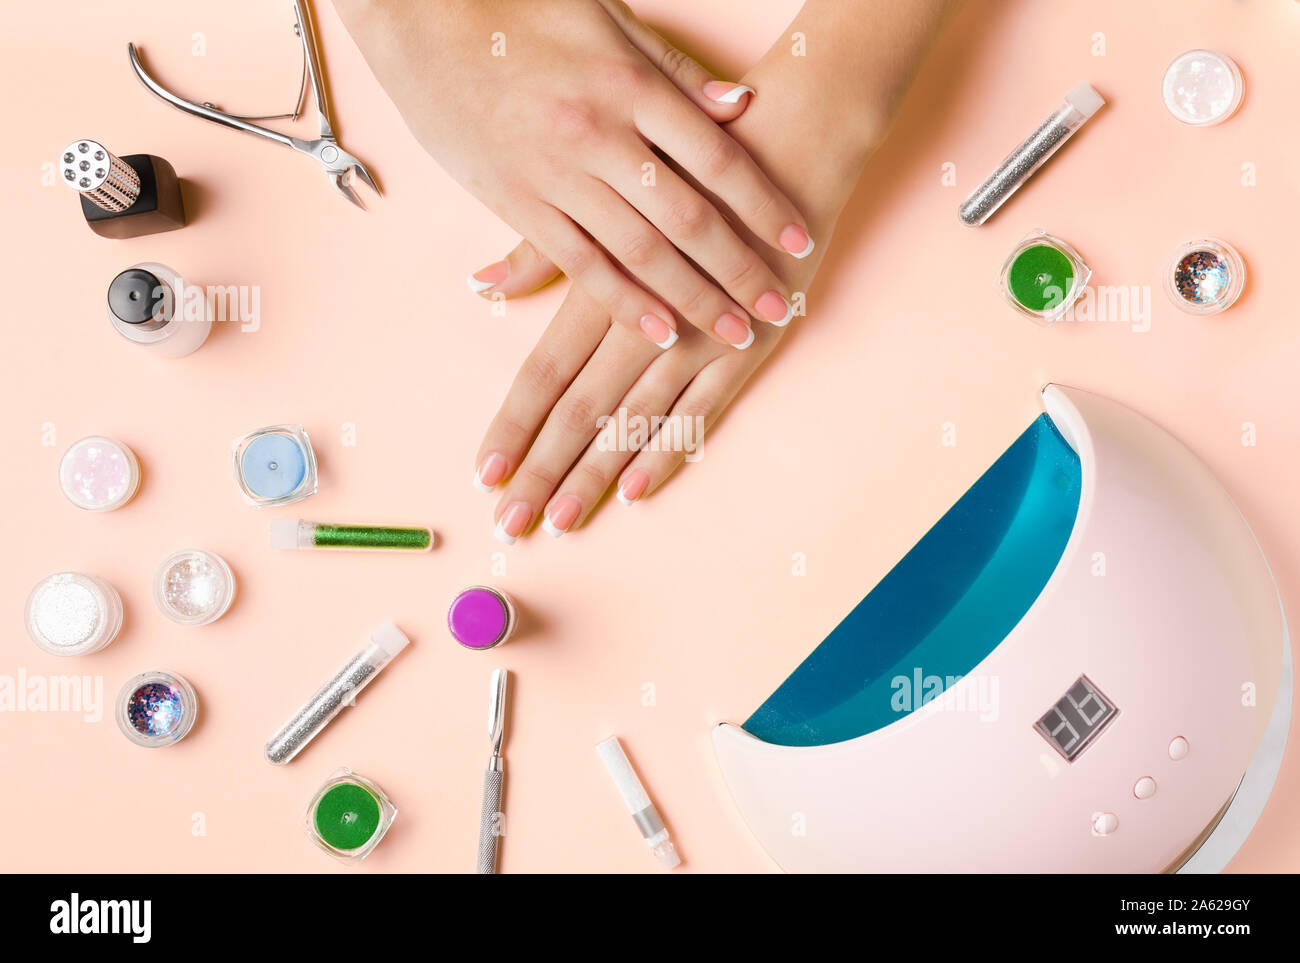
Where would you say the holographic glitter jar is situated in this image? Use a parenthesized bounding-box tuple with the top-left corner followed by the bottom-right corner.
(153, 549, 236, 626)
(58, 436, 140, 512)
(25, 572, 123, 657)
(116, 671, 198, 748)
(305, 769, 396, 862)
(1000, 231, 1091, 323)
(1162, 50, 1244, 127)
(1165, 239, 1245, 315)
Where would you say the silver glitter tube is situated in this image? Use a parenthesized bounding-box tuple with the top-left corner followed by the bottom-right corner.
(265, 623, 411, 765)
(958, 83, 1104, 226)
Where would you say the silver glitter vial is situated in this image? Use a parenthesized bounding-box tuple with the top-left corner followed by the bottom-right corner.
(958, 83, 1105, 226)
(59, 139, 141, 212)
(265, 623, 411, 765)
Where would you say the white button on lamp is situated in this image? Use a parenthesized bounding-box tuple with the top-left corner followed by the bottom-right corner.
(1134, 777, 1157, 800)
(1092, 812, 1118, 836)
(1169, 736, 1189, 761)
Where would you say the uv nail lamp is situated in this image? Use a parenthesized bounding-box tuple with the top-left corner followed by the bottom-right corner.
(714, 385, 1290, 873)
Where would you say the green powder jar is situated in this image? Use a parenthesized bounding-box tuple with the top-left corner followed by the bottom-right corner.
(1000, 231, 1091, 323)
(305, 769, 396, 861)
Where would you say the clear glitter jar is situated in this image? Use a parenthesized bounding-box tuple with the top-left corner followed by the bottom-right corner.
(1162, 50, 1244, 126)
(153, 549, 236, 626)
(1165, 238, 1246, 315)
(232, 425, 317, 507)
(116, 671, 199, 748)
(25, 572, 123, 656)
(999, 231, 1091, 323)
(305, 769, 397, 862)
(58, 436, 140, 512)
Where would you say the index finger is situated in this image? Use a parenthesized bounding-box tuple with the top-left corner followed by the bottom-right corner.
(631, 84, 815, 260)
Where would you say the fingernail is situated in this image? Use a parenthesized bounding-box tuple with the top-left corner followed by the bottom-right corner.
(639, 313, 678, 349)
(494, 501, 533, 544)
(542, 494, 581, 537)
(754, 290, 794, 326)
(474, 451, 508, 492)
(779, 224, 815, 259)
(617, 469, 650, 506)
(467, 260, 510, 294)
(714, 312, 754, 349)
(703, 81, 755, 105)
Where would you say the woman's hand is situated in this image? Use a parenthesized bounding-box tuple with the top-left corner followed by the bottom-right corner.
(470, 49, 872, 540)
(333, 0, 814, 349)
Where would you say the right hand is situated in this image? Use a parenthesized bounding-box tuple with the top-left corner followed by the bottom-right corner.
(334, 0, 814, 349)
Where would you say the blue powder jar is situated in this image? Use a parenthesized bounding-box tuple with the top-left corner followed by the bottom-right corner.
(232, 424, 318, 507)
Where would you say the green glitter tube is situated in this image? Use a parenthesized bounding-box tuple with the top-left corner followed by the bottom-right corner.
(271, 519, 434, 552)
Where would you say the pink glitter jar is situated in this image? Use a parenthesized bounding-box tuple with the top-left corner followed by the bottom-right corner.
(58, 436, 140, 511)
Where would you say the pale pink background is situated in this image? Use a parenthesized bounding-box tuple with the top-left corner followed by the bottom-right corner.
(2, 0, 1297, 872)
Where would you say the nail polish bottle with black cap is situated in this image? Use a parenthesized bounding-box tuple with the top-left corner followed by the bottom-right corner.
(107, 263, 211, 358)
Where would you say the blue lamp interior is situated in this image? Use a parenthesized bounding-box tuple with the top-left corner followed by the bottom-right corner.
(745, 413, 1082, 747)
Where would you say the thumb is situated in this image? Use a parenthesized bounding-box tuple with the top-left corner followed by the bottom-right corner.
(466, 239, 563, 300)
(597, 0, 755, 122)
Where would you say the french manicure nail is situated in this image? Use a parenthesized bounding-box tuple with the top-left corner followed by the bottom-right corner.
(754, 290, 794, 326)
(542, 494, 581, 537)
(617, 469, 650, 506)
(467, 260, 510, 293)
(639, 313, 678, 349)
(779, 224, 815, 259)
(703, 81, 756, 105)
(474, 452, 508, 492)
(494, 501, 533, 544)
(714, 312, 754, 349)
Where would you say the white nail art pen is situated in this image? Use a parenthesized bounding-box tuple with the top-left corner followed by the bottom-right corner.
(596, 736, 681, 870)
(958, 82, 1105, 226)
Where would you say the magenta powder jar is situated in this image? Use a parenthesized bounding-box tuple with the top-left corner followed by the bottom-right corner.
(448, 586, 516, 650)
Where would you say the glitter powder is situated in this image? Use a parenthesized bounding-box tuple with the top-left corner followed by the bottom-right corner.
(271, 519, 434, 551)
(1008, 244, 1075, 313)
(116, 671, 199, 748)
(265, 654, 378, 764)
(314, 782, 382, 851)
(58, 436, 140, 511)
(313, 523, 433, 550)
(999, 231, 1091, 323)
(305, 770, 397, 861)
(24, 572, 123, 656)
(127, 682, 185, 736)
(1165, 239, 1245, 315)
(153, 549, 235, 626)
(959, 83, 1104, 225)
(265, 624, 411, 765)
(1174, 251, 1230, 304)
(1162, 50, 1243, 126)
